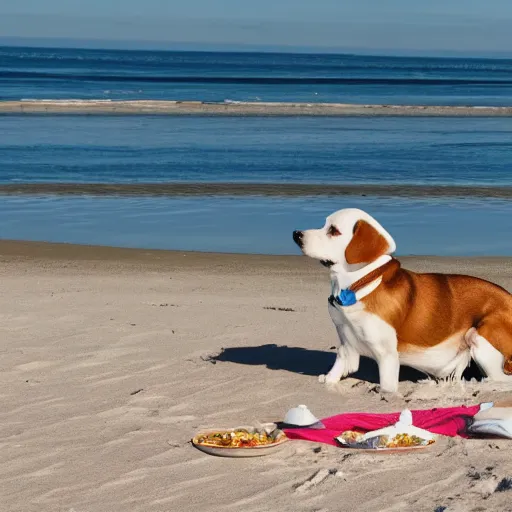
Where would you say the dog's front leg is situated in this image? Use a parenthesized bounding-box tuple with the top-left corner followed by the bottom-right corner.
(320, 328, 360, 384)
(376, 351, 400, 393)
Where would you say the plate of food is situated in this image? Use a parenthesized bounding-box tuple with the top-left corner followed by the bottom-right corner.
(336, 430, 436, 452)
(192, 426, 288, 457)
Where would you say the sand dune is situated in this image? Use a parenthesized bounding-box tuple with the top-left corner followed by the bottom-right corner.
(2, 241, 512, 512)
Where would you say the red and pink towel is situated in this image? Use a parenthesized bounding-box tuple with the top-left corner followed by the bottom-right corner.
(284, 405, 482, 446)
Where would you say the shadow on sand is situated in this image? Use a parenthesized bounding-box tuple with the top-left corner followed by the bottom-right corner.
(210, 344, 466, 384)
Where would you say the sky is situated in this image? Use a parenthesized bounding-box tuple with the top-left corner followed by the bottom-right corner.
(1, 0, 512, 55)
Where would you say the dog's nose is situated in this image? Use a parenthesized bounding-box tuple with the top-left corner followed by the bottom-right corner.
(293, 230, 304, 248)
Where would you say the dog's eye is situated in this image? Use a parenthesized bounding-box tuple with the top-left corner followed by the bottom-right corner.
(328, 225, 341, 237)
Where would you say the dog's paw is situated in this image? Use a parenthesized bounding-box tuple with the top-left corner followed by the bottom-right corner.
(319, 373, 341, 385)
(378, 387, 403, 399)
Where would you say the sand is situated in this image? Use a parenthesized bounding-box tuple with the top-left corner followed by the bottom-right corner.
(2, 240, 512, 512)
(1, 182, 512, 198)
(2, 100, 512, 116)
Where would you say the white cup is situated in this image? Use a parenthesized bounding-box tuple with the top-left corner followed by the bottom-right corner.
(283, 404, 323, 428)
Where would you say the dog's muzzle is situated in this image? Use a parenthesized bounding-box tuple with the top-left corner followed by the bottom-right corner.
(293, 230, 304, 248)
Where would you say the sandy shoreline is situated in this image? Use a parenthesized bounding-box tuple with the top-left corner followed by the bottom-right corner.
(2, 99, 512, 116)
(3, 240, 512, 512)
(2, 182, 512, 198)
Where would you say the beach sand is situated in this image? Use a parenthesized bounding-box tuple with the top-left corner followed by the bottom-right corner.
(2, 240, 512, 512)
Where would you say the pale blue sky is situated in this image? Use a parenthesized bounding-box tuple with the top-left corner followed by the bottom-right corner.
(1, 0, 512, 55)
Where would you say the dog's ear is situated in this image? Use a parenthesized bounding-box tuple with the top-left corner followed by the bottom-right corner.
(345, 219, 390, 264)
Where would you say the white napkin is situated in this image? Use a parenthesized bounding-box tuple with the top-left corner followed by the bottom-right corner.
(468, 402, 512, 439)
(361, 409, 436, 441)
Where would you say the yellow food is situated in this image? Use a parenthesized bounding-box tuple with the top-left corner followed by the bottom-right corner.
(339, 430, 364, 444)
(194, 429, 284, 448)
(385, 433, 434, 448)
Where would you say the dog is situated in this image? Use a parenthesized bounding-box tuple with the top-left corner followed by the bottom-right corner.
(293, 208, 512, 393)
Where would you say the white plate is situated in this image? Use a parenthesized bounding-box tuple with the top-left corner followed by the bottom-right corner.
(344, 443, 434, 454)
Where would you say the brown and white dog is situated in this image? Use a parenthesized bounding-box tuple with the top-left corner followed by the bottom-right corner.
(293, 208, 512, 393)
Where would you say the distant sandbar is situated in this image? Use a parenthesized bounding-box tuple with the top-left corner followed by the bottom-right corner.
(1, 100, 512, 116)
(1, 182, 511, 198)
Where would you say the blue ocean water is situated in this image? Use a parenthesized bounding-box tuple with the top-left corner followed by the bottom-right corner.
(1, 114, 512, 255)
(2, 195, 512, 256)
(2, 46, 512, 105)
(1, 47, 512, 255)
(1, 115, 512, 186)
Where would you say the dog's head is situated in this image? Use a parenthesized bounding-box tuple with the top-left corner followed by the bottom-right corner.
(293, 208, 396, 270)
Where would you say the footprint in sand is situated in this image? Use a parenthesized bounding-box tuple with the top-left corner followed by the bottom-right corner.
(294, 468, 345, 493)
(16, 360, 55, 371)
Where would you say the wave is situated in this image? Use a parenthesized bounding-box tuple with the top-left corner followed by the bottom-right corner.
(4, 59, 512, 75)
(3, 71, 512, 86)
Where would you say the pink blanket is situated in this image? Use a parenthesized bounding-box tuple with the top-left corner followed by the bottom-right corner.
(283, 405, 482, 446)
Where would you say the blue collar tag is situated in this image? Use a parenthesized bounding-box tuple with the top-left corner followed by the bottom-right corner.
(335, 288, 357, 307)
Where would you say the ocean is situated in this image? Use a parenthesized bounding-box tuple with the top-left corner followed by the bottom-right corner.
(3, 46, 512, 105)
(1, 47, 512, 255)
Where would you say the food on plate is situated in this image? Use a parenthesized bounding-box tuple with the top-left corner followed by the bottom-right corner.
(193, 428, 286, 448)
(337, 430, 364, 444)
(384, 433, 435, 448)
(336, 430, 435, 449)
